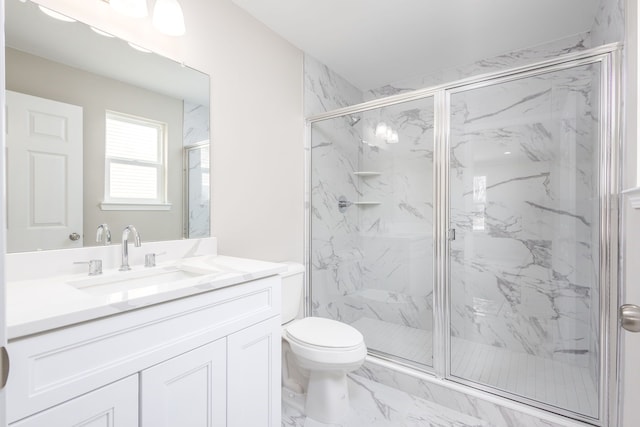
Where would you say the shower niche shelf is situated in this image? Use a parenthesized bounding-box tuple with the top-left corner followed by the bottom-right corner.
(338, 195, 380, 213)
(354, 201, 381, 206)
(353, 171, 381, 177)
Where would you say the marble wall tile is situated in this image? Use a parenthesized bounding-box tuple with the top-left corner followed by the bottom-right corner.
(355, 361, 593, 427)
(590, 0, 625, 46)
(365, 33, 591, 101)
(183, 101, 209, 146)
(186, 145, 210, 238)
(183, 101, 210, 238)
(355, 99, 435, 331)
(304, 54, 363, 116)
(310, 116, 364, 324)
(283, 373, 492, 426)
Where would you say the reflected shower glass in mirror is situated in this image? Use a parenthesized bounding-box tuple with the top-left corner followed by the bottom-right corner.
(5, 0, 210, 253)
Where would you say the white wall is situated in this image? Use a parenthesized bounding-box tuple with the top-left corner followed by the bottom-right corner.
(31, 0, 305, 263)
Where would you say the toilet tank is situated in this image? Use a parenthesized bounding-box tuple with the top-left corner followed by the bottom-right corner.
(279, 262, 305, 324)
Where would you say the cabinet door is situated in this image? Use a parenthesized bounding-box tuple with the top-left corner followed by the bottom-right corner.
(10, 375, 138, 427)
(227, 317, 281, 427)
(140, 339, 226, 427)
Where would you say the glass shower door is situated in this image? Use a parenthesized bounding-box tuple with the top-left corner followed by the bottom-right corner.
(310, 96, 435, 369)
(448, 63, 602, 418)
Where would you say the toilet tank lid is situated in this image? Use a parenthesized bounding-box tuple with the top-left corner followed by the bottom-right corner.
(278, 261, 305, 277)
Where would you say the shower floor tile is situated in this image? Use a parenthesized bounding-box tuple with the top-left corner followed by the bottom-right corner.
(351, 317, 433, 366)
(450, 338, 597, 417)
(282, 373, 489, 427)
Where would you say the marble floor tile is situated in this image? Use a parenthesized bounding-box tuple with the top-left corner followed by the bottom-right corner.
(282, 374, 489, 427)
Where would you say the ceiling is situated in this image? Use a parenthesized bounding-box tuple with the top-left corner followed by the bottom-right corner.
(231, 0, 599, 91)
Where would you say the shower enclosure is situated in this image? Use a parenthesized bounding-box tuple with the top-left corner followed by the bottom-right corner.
(307, 46, 618, 424)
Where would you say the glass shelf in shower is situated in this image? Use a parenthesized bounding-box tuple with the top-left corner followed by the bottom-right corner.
(353, 201, 381, 206)
(352, 171, 381, 177)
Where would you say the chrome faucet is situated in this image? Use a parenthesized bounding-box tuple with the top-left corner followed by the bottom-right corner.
(119, 225, 142, 271)
(96, 223, 111, 245)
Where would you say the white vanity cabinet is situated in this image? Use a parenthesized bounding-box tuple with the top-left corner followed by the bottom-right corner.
(227, 316, 281, 426)
(6, 275, 281, 427)
(11, 375, 139, 427)
(141, 338, 227, 426)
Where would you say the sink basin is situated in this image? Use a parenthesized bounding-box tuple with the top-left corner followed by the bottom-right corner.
(68, 264, 222, 296)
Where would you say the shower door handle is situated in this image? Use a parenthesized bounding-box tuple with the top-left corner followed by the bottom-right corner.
(620, 304, 640, 332)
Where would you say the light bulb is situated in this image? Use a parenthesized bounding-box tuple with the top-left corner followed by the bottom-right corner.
(153, 0, 186, 36)
(375, 122, 388, 138)
(385, 128, 394, 141)
(388, 131, 399, 144)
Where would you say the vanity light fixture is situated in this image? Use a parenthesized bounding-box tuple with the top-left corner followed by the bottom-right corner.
(375, 122, 388, 138)
(109, 0, 148, 18)
(387, 130, 399, 144)
(38, 5, 76, 22)
(374, 121, 400, 144)
(104, 0, 186, 36)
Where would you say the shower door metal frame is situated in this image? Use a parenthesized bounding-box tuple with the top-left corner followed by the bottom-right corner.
(437, 49, 620, 426)
(305, 42, 621, 427)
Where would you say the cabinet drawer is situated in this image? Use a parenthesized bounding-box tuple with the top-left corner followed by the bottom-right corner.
(8, 276, 280, 423)
(10, 375, 138, 427)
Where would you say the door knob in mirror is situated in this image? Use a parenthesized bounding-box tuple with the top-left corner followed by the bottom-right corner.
(621, 304, 640, 332)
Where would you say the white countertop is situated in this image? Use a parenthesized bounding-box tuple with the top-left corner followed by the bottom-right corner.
(7, 254, 286, 340)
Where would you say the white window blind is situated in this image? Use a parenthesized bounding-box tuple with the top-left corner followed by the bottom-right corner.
(104, 112, 167, 206)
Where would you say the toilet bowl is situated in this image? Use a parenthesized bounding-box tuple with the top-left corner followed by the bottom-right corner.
(279, 263, 367, 424)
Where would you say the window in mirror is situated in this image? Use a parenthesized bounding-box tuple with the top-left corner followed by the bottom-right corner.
(104, 111, 169, 208)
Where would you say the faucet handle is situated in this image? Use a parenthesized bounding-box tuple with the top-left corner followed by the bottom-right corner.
(74, 259, 103, 276)
(96, 224, 111, 245)
(144, 252, 166, 268)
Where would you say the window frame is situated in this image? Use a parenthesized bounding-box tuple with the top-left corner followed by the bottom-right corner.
(101, 111, 171, 211)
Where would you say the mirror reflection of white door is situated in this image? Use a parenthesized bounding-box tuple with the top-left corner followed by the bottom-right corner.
(6, 90, 83, 252)
(621, 202, 640, 426)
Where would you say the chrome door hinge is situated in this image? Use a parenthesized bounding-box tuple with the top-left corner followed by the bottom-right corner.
(448, 228, 456, 241)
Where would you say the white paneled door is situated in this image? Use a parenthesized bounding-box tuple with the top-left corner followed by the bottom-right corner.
(5, 90, 83, 252)
(1, 3, 7, 422)
(621, 201, 640, 426)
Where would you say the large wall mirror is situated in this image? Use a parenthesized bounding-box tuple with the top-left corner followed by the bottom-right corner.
(5, 0, 210, 253)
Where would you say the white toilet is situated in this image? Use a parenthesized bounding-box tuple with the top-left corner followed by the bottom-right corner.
(280, 263, 367, 424)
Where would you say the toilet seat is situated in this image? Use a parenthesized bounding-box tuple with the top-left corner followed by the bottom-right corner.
(285, 317, 364, 349)
(283, 317, 367, 368)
